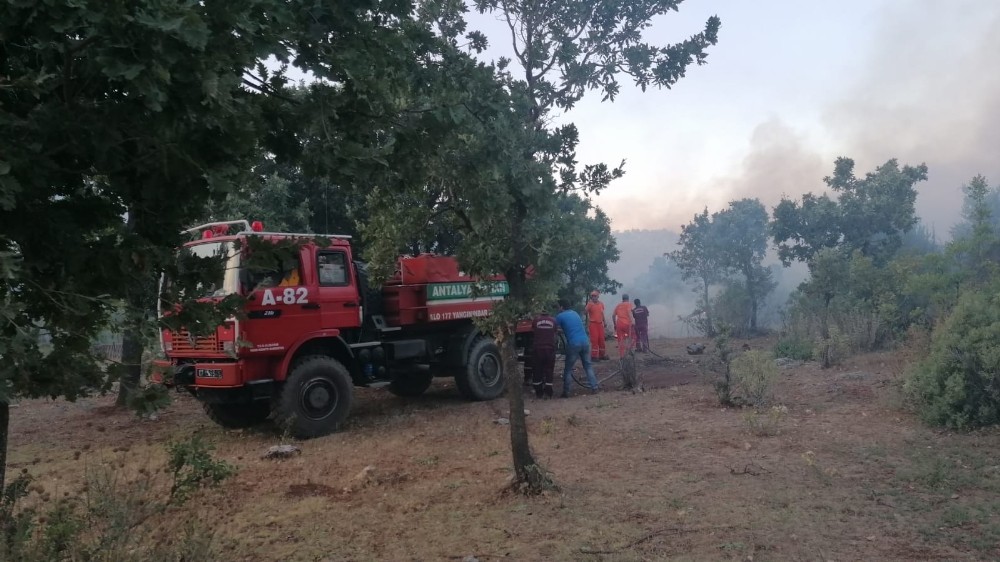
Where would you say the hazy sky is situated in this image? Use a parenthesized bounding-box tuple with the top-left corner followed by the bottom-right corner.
(469, 0, 1000, 235)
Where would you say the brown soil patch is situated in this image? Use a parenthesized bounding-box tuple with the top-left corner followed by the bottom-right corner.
(8, 337, 1000, 561)
(286, 482, 342, 499)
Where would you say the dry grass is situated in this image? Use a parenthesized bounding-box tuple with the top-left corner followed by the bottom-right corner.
(8, 338, 1000, 561)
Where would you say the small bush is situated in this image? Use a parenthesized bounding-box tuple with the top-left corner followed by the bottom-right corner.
(773, 337, 813, 361)
(731, 350, 779, 407)
(167, 436, 234, 503)
(814, 325, 851, 368)
(905, 287, 1000, 429)
(743, 405, 789, 436)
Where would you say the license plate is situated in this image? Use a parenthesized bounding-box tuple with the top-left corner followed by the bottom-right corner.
(196, 368, 224, 379)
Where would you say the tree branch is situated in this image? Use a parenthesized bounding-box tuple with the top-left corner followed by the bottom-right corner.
(240, 75, 300, 105)
(499, 0, 526, 65)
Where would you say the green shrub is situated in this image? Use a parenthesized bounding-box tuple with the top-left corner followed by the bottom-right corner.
(773, 337, 813, 361)
(731, 350, 779, 407)
(167, 436, 234, 503)
(814, 324, 852, 368)
(905, 287, 1000, 429)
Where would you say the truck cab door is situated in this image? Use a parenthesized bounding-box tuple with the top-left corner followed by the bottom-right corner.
(242, 246, 319, 357)
(315, 248, 362, 331)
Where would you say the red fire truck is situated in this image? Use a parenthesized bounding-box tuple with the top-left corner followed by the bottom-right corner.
(157, 220, 530, 438)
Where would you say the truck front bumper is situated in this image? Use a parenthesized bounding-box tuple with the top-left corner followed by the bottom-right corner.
(151, 360, 242, 387)
(153, 359, 274, 403)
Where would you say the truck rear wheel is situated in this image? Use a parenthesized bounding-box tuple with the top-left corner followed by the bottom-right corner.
(388, 373, 433, 397)
(203, 401, 271, 429)
(275, 355, 353, 438)
(455, 337, 505, 401)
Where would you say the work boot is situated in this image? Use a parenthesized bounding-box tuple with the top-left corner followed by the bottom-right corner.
(544, 385, 554, 399)
(534, 385, 544, 399)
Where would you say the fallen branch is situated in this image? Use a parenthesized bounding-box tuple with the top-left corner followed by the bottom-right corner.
(580, 525, 741, 555)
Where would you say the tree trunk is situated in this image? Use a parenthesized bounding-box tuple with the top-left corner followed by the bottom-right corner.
(116, 208, 150, 407)
(0, 400, 8, 491)
(821, 294, 833, 368)
(822, 295, 832, 340)
(702, 280, 715, 336)
(499, 330, 546, 491)
(502, 204, 553, 494)
(116, 330, 144, 407)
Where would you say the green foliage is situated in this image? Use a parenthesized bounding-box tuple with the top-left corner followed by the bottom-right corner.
(473, 0, 721, 113)
(772, 157, 928, 266)
(0, 0, 300, 471)
(906, 284, 1000, 429)
(782, 247, 904, 366)
(204, 171, 313, 234)
(126, 384, 171, 418)
(669, 209, 726, 336)
(731, 350, 779, 407)
(950, 174, 1000, 240)
(774, 337, 813, 361)
(713, 199, 776, 331)
(557, 198, 622, 307)
(670, 199, 776, 335)
(167, 436, 235, 504)
(1, 473, 34, 557)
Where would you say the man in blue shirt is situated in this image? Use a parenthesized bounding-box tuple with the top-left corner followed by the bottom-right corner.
(555, 299, 600, 397)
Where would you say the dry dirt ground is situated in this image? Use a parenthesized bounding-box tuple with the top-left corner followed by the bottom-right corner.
(8, 337, 1000, 561)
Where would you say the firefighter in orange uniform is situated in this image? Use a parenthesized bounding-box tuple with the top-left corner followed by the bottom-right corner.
(585, 291, 608, 361)
(612, 294, 634, 359)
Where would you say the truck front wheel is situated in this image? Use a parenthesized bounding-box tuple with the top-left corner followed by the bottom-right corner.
(203, 402, 271, 429)
(455, 338, 505, 401)
(275, 355, 353, 438)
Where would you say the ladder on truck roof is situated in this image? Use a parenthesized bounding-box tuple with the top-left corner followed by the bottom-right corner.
(182, 219, 352, 239)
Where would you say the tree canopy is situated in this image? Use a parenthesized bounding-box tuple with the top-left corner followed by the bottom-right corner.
(772, 158, 929, 266)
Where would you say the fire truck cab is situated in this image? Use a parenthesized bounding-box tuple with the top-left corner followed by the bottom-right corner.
(158, 220, 526, 438)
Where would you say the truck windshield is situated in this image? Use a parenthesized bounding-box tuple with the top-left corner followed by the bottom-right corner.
(180, 241, 240, 298)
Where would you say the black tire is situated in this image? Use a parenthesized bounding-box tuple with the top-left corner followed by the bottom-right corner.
(203, 401, 271, 429)
(275, 355, 353, 438)
(388, 373, 433, 397)
(455, 337, 505, 401)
